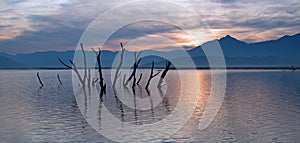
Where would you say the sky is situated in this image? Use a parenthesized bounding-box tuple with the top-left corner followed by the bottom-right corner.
(0, 0, 299, 54)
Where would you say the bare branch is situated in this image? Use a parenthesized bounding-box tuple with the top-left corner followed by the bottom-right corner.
(69, 60, 74, 65)
(124, 51, 142, 88)
(145, 62, 160, 89)
(157, 61, 171, 88)
(59, 59, 84, 87)
(134, 52, 137, 62)
(71, 62, 85, 86)
(80, 43, 87, 84)
(136, 58, 142, 66)
(113, 42, 126, 88)
(153, 72, 160, 77)
(59, 58, 84, 86)
(91, 47, 98, 55)
(137, 73, 143, 85)
(137, 51, 142, 60)
(58, 58, 72, 69)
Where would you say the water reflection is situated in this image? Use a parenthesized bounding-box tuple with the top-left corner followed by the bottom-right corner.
(0, 70, 299, 142)
(76, 70, 179, 126)
(0, 70, 109, 142)
(74, 68, 206, 142)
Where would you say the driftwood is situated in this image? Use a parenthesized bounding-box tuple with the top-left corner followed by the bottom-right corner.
(92, 48, 106, 96)
(37, 72, 44, 87)
(124, 51, 142, 89)
(57, 74, 63, 85)
(145, 62, 160, 89)
(157, 61, 171, 88)
(113, 42, 125, 88)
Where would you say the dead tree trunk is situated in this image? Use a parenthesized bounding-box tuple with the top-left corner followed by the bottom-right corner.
(124, 51, 142, 89)
(157, 61, 171, 88)
(37, 72, 44, 87)
(93, 48, 106, 96)
(57, 74, 63, 85)
(58, 58, 85, 88)
(113, 42, 125, 88)
(145, 62, 160, 89)
(80, 43, 87, 85)
(58, 44, 88, 87)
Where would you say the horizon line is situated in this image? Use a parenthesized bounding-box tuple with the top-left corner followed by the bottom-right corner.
(1, 32, 299, 55)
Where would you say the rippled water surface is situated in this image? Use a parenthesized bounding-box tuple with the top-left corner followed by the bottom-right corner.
(0, 70, 299, 142)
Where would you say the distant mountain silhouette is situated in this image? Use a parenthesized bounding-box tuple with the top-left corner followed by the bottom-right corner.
(0, 54, 27, 68)
(0, 33, 299, 68)
(189, 33, 300, 58)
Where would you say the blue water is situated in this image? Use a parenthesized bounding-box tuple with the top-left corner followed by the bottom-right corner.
(0, 70, 299, 142)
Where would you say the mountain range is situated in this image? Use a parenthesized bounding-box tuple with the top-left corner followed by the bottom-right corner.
(0, 33, 299, 69)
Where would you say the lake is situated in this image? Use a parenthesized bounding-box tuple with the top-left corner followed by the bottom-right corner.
(0, 70, 299, 142)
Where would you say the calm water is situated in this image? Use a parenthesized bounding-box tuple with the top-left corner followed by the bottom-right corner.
(0, 70, 299, 142)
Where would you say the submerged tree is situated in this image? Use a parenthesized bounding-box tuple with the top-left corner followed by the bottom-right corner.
(58, 43, 88, 88)
(37, 72, 44, 88)
(113, 42, 125, 89)
(92, 48, 106, 96)
(124, 51, 142, 89)
(57, 74, 63, 85)
(80, 43, 88, 85)
(157, 61, 171, 88)
(58, 58, 85, 87)
(145, 62, 160, 89)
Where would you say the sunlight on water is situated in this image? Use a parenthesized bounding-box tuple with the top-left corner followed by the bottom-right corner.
(0, 70, 299, 142)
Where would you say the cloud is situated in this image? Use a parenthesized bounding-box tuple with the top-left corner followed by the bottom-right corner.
(98, 21, 185, 50)
(194, 0, 300, 42)
(0, 0, 72, 40)
(0, 0, 299, 54)
(0, 24, 83, 54)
